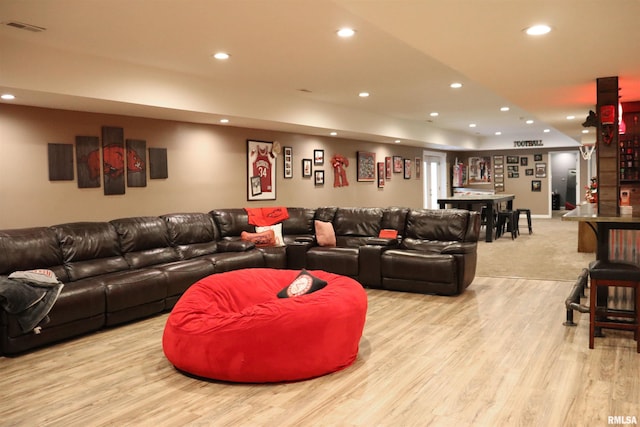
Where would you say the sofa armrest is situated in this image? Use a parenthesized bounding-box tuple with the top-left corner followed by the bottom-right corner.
(218, 240, 255, 252)
(295, 236, 315, 244)
(366, 237, 398, 248)
(287, 241, 313, 269)
(441, 242, 477, 255)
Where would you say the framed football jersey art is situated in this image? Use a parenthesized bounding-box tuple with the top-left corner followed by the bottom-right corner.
(247, 139, 277, 201)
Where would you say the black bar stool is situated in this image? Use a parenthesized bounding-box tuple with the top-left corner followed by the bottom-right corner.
(588, 260, 640, 353)
(517, 208, 532, 234)
(495, 210, 517, 240)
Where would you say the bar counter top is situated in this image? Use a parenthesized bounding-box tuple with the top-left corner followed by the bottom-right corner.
(562, 203, 640, 223)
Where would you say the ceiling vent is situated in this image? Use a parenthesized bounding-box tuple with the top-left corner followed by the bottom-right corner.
(4, 21, 46, 33)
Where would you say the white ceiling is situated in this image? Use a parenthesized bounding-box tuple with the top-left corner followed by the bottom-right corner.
(1, 0, 640, 151)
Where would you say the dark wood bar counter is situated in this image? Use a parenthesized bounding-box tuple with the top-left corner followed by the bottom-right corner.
(562, 203, 640, 262)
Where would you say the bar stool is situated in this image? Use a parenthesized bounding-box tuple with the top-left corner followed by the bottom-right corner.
(517, 208, 532, 234)
(495, 210, 517, 240)
(588, 260, 640, 353)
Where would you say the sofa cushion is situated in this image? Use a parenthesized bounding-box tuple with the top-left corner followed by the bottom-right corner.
(210, 209, 254, 238)
(0, 227, 68, 282)
(110, 217, 180, 269)
(315, 220, 336, 247)
(403, 209, 469, 243)
(277, 269, 328, 298)
(162, 212, 219, 259)
(241, 230, 276, 247)
(256, 223, 285, 246)
(333, 207, 383, 237)
(281, 208, 315, 235)
(53, 222, 129, 281)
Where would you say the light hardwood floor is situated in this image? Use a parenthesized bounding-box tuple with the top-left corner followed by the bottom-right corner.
(2, 275, 639, 426)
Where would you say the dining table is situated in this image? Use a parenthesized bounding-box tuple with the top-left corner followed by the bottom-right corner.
(437, 193, 515, 242)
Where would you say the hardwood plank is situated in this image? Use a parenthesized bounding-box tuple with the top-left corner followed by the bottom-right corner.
(1, 276, 639, 426)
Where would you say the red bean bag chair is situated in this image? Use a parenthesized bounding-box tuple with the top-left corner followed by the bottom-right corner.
(162, 268, 368, 383)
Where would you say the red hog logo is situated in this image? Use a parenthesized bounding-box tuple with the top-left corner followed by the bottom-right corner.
(82, 146, 145, 179)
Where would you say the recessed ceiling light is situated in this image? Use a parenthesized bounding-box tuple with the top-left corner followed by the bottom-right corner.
(525, 24, 551, 36)
(566, 115, 575, 120)
(543, 129, 550, 133)
(213, 52, 230, 60)
(430, 112, 439, 117)
(358, 92, 370, 98)
(495, 131, 502, 136)
(469, 123, 476, 128)
(526, 119, 534, 124)
(450, 82, 463, 89)
(1, 93, 15, 100)
(337, 28, 355, 38)
(330, 131, 337, 136)
(394, 140, 401, 144)
(219, 119, 229, 123)
(500, 106, 510, 112)
(582, 129, 589, 134)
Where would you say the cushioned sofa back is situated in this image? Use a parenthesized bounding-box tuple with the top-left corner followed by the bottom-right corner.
(334, 207, 383, 236)
(381, 207, 409, 238)
(281, 208, 315, 235)
(110, 216, 180, 268)
(210, 209, 254, 239)
(403, 209, 470, 245)
(314, 207, 338, 222)
(161, 212, 220, 259)
(52, 222, 129, 281)
(0, 227, 69, 282)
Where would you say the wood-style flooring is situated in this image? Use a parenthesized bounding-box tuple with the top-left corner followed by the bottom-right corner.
(1, 276, 639, 426)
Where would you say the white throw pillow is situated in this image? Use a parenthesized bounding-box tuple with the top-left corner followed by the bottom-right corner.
(255, 223, 285, 247)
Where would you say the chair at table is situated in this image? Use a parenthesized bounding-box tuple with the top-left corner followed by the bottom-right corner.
(495, 207, 517, 240)
(516, 208, 532, 235)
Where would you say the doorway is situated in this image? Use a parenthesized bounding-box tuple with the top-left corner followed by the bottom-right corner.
(422, 151, 447, 209)
(550, 151, 580, 211)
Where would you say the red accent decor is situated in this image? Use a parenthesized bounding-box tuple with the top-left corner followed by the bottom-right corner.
(162, 268, 367, 383)
(245, 207, 289, 226)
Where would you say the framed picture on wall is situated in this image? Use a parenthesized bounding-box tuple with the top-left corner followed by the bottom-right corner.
(377, 162, 385, 188)
(247, 139, 276, 201)
(314, 170, 324, 186)
(415, 157, 421, 179)
(385, 156, 392, 180)
(506, 155, 519, 164)
(535, 163, 547, 178)
(357, 151, 376, 182)
(314, 149, 324, 165)
(526, 168, 534, 176)
(493, 155, 504, 166)
(468, 156, 492, 184)
(494, 182, 504, 193)
(302, 158, 312, 178)
(520, 157, 528, 166)
(283, 146, 293, 179)
(534, 154, 543, 161)
(393, 156, 403, 173)
(531, 180, 542, 192)
(403, 158, 411, 179)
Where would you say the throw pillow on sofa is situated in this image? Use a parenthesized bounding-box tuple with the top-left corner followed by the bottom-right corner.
(314, 220, 336, 247)
(255, 223, 285, 247)
(277, 269, 328, 298)
(241, 229, 276, 247)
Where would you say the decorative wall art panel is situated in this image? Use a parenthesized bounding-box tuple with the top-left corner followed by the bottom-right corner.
(101, 126, 125, 195)
(47, 143, 74, 181)
(125, 139, 147, 187)
(149, 148, 168, 179)
(76, 136, 101, 188)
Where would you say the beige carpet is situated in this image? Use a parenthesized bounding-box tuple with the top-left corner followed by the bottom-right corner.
(475, 210, 596, 281)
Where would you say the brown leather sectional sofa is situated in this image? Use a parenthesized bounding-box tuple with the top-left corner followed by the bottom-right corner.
(0, 207, 480, 355)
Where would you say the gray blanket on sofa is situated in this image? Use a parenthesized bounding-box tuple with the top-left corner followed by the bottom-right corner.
(0, 276, 64, 334)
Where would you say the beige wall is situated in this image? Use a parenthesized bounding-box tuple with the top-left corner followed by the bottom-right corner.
(448, 149, 587, 216)
(0, 105, 425, 229)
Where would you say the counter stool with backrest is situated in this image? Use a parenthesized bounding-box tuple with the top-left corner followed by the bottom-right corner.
(517, 208, 532, 235)
(588, 260, 640, 353)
